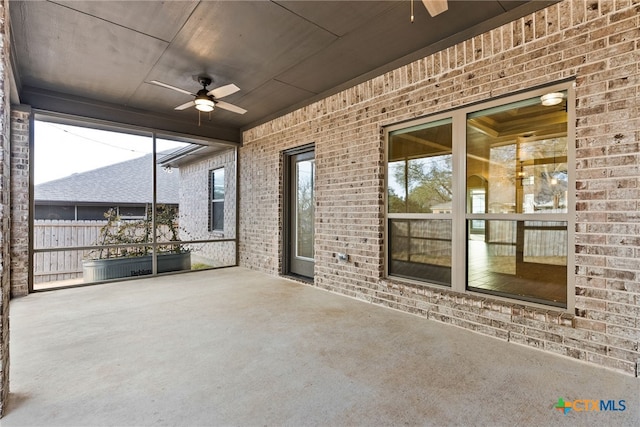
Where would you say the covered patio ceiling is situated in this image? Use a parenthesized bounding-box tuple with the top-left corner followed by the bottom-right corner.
(9, 0, 558, 143)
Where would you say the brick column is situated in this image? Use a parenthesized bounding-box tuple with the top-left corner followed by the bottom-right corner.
(10, 108, 31, 297)
(0, 0, 11, 416)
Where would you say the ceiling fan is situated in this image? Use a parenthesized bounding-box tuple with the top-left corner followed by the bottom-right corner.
(423, 0, 448, 17)
(149, 76, 247, 115)
(412, 0, 448, 21)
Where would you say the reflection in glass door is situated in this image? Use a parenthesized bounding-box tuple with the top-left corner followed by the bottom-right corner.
(288, 150, 315, 279)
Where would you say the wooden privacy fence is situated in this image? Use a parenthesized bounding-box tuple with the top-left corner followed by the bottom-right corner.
(33, 220, 174, 284)
(34, 220, 104, 283)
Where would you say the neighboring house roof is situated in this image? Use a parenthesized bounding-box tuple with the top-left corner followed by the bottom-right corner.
(35, 153, 180, 204)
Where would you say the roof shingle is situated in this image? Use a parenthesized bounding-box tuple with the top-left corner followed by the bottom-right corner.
(35, 154, 180, 204)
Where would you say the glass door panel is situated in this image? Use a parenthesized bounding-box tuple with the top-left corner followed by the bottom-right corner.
(289, 150, 315, 278)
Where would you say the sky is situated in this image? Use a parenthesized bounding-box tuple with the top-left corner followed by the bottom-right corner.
(34, 121, 187, 185)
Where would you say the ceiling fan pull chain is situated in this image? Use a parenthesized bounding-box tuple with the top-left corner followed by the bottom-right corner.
(411, 0, 414, 23)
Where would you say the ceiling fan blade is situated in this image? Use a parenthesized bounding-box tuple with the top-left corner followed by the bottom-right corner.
(175, 100, 195, 111)
(422, 0, 448, 17)
(215, 100, 247, 115)
(150, 80, 195, 96)
(208, 83, 240, 99)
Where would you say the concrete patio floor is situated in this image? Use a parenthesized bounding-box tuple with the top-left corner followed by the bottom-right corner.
(4, 267, 638, 426)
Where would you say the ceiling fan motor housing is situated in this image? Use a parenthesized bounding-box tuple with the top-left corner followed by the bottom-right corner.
(194, 81, 215, 112)
(196, 88, 212, 101)
(196, 77, 215, 105)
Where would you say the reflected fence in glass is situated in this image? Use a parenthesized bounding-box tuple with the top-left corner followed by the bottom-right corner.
(467, 220, 567, 307)
(388, 219, 452, 286)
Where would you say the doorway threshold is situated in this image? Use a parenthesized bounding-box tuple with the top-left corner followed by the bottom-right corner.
(283, 273, 314, 285)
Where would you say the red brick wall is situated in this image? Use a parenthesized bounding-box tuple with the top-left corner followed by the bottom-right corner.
(240, 0, 639, 376)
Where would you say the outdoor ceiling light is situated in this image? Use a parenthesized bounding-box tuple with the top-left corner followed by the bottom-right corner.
(540, 92, 564, 106)
(194, 97, 214, 112)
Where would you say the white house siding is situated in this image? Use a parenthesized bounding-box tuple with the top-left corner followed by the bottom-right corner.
(240, 0, 640, 376)
(178, 148, 236, 268)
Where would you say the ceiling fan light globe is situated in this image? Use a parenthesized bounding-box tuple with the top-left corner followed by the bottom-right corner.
(196, 104, 214, 112)
(194, 98, 214, 112)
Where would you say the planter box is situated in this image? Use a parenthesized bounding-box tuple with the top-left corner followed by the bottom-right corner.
(82, 252, 191, 282)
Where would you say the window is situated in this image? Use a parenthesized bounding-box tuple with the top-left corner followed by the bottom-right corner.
(118, 205, 147, 219)
(388, 119, 453, 286)
(77, 206, 115, 220)
(210, 168, 225, 231)
(386, 84, 573, 308)
(466, 95, 569, 306)
(34, 204, 75, 220)
(295, 158, 315, 259)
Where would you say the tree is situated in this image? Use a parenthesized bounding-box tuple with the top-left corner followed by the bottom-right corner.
(390, 155, 452, 213)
